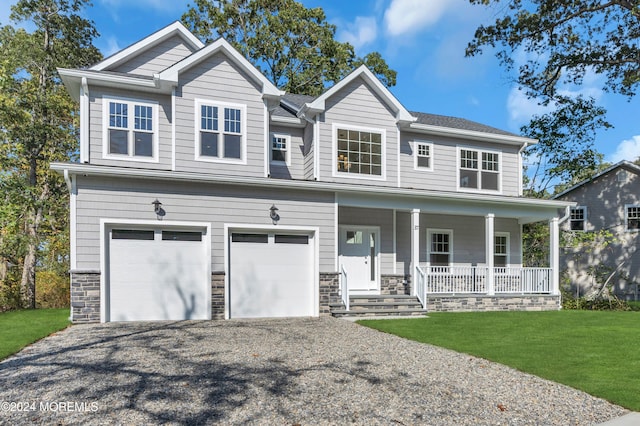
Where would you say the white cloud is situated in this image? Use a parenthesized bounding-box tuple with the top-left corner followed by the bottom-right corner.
(100, 36, 122, 58)
(608, 136, 640, 163)
(383, 0, 452, 37)
(506, 87, 552, 129)
(338, 16, 377, 50)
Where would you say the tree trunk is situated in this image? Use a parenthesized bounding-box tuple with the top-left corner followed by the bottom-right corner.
(19, 219, 37, 309)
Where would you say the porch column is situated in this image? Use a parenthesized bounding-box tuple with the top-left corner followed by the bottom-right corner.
(411, 209, 420, 295)
(549, 217, 560, 295)
(485, 214, 495, 295)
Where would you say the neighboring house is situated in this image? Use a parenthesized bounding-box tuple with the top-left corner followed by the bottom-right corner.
(553, 161, 640, 301)
(53, 22, 572, 323)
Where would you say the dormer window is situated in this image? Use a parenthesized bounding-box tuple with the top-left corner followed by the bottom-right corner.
(195, 99, 246, 163)
(270, 133, 290, 165)
(103, 97, 158, 162)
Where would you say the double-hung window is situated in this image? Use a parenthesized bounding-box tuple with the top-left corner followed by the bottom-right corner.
(270, 133, 290, 164)
(494, 233, 510, 267)
(428, 229, 452, 267)
(626, 205, 640, 231)
(196, 99, 245, 162)
(335, 125, 384, 177)
(104, 98, 157, 160)
(459, 148, 500, 191)
(570, 207, 586, 231)
(415, 141, 433, 170)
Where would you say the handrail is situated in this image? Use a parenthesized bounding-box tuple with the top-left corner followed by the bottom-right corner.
(415, 265, 427, 309)
(340, 264, 349, 311)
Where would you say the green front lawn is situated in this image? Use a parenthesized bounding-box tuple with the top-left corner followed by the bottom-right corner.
(0, 309, 70, 361)
(359, 311, 640, 411)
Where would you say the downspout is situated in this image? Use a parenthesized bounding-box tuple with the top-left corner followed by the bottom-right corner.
(518, 141, 529, 196)
(63, 170, 74, 322)
(80, 77, 89, 163)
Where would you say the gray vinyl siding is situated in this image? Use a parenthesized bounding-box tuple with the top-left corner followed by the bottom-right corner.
(399, 131, 522, 196)
(88, 86, 172, 170)
(338, 207, 395, 274)
(303, 124, 314, 180)
(174, 52, 266, 176)
(269, 124, 304, 180)
(395, 212, 521, 274)
(111, 35, 196, 76)
(318, 77, 398, 186)
(74, 176, 336, 273)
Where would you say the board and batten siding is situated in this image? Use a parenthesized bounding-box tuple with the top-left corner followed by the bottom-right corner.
(88, 87, 172, 170)
(395, 212, 522, 273)
(74, 176, 336, 273)
(174, 52, 266, 176)
(110, 35, 197, 76)
(269, 124, 304, 180)
(399, 131, 522, 196)
(318, 77, 398, 187)
(339, 207, 395, 275)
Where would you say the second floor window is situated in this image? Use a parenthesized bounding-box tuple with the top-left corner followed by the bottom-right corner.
(197, 100, 244, 161)
(336, 127, 383, 176)
(105, 99, 156, 160)
(415, 142, 432, 170)
(271, 133, 289, 164)
(626, 205, 640, 231)
(459, 148, 500, 191)
(570, 207, 586, 231)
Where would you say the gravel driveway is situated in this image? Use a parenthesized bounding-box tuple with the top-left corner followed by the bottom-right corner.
(0, 317, 627, 425)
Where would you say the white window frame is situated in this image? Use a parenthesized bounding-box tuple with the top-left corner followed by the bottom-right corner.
(569, 206, 587, 231)
(270, 132, 291, 166)
(413, 141, 433, 171)
(102, 96, 159, 163)
(494, 232, 510, 267)
(456, 146, 502, 193)
(625, 204, 640, 232)
(194, 98, 247, 164)
(427, 228, 453, 267)
(332, 123, 386, 180)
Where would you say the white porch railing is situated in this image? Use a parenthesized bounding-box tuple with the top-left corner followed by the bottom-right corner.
(419, 266, 552, 294)
(415, 265, 427, 309)
(340, 264, 349, 311)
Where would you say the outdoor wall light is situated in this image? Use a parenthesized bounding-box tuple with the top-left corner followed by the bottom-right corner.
(269, 204, 280, 225)
(152, 199, 165, 219)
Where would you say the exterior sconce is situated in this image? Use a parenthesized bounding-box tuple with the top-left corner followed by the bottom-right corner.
(152, 199, 165, 219)
(269, 204, 280, 225)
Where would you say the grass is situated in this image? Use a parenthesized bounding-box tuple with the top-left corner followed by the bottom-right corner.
(359, 311, 640, 411)
(0, 309, 70, 361)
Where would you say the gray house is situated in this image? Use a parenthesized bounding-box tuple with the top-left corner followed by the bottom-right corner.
(53, 22, 572, 323)
(554, 161, 640, 300)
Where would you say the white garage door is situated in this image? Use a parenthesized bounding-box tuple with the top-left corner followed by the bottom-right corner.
(229, 232, 315, 318)
(108, 228, 209, 322)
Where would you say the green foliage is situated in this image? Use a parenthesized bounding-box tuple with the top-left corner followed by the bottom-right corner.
(561, 288, 631, 311)
(181, 0, 396, 96)
(36, 270, 69, 309)
(360, 311, 640, 411)
(0, 308, 69, 360)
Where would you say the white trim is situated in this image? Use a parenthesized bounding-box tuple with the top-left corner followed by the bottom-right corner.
(271, 114, 306, 127)
(332, 122, 387, 181)
(269, 132, 291, 166)
(413, 140, 434, 171)
(625, 204, 640, 232)
(91, 21, 203, 71)
(223, 223, 320, 319)
(101, 96, 160, 163)
(338, 225, 381, 294)
(264, 101, 269, 177)
(569, 206, 587, 231)
(171, 87, 176, 171)
(314, 118, 320, 180)
(194, 98, 247, 165)
(58, 68, 164, 101)
(80, 78, 89, 163)
(99, 218, 212, 323)
(456, 146, 502, 194)
(334, 193, 339, 271)
(426, 228, 454, 266)
(392, 209, 397, 274)
(494, 231, 510, 266)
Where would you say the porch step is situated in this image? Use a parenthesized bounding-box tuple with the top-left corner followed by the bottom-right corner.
(330, 295, 428, 318)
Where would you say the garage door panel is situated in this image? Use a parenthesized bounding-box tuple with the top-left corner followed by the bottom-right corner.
(108, 228, 208, 322)
(229, 233, 314, 319)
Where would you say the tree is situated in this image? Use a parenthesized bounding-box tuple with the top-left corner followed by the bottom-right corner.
(0, 0, 101, 309)
(466, 0, 640, 192)
(181, 0, 396, 96)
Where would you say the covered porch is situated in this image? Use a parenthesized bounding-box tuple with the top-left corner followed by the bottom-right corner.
(333, 191, 571, 315)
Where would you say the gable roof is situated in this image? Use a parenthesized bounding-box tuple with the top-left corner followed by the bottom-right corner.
(90, 21, 204, 72)
(553, 160, 640, 199)
(300, 65, 416, 124)
(411, 112, 518, 137)
(158, 37, 284, 99)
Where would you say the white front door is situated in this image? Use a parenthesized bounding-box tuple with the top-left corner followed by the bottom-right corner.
(338, 226, 379, 294)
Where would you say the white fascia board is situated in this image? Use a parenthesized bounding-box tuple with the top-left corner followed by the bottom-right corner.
(271, 115, 306, 128)
(159, 38, 284, 98)
(552, 160, 640, 199)
(58, 68, 162, 101)
(90, 21, 204, 71)
(304, 65, 415, 124)
(406, 122, 536, 146)
(51, 162, 574, 214)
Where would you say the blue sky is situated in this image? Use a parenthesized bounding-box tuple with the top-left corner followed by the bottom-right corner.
(2, 0, 639, 165)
